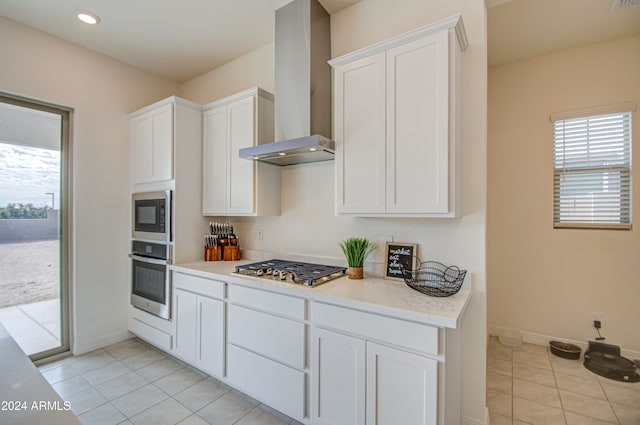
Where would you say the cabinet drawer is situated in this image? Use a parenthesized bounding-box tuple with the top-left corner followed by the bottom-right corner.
(227, 345, 305, 421)
(129, 318, 173, 352)
(228, 304, 305, 369)
(228, 284, 305, 319)
(311, 302, 438, 355)
(174, 272, 225, 300)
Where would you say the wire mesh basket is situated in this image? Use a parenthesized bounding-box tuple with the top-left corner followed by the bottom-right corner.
(401, 260, 466, 297)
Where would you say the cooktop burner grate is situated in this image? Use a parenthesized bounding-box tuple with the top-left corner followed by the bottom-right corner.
(234, 259, 346, 286)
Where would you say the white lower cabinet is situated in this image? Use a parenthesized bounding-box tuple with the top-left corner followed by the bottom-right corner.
(311, 302, 440, 425)
(226, 284, 307, 422)
(196, 296, 224, 377)
(228, 304, 305, 369)
(366, 342, 437, 425)
(173, 273, 225, 378)
(128, 307, 174, 352)
(227, 344, 305, 420)
(173, 288, 197, 361)
(311, 328, 437, 425)
(162, 271, 462, 425)
(311, 328, 366, 425)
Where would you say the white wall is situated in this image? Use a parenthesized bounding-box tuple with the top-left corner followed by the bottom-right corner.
(179, 0, 488, 422)
(488, 35, 640, 354)
(180, 43, 275, 105)
(0, 16, 179, 353)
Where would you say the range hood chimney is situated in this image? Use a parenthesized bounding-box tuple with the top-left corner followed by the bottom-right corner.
(239, 0, 333, 166)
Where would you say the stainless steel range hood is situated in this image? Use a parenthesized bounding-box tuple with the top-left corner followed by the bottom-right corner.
(239, 0, 333, 166)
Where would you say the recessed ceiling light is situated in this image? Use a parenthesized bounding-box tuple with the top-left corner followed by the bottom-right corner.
(77, 11, 101, 25)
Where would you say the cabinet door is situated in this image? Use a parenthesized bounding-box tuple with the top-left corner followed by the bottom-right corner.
(203, 106, 228, 215)
(366, 342, 437, 425)
(334, 53, 386, 214)
(196, 296, 224, 378)
(130, 103, 173, 184)
(386, 31, 449, 214)
(227, 96, 256, 215)
(311, 328, 366, 425)
(173, 288, 197, 362)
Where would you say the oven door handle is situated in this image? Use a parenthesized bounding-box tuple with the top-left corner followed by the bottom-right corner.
(129, 253, 168, 265)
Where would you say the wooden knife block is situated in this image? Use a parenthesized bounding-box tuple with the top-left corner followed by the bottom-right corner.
(204, 246, 222, 261)
(223, 245, 240, 261)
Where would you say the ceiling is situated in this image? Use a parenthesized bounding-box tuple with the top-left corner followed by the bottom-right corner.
(1, 0, 639, 81)
(0, 0, 359, 83)
(488, 0, 640, 67)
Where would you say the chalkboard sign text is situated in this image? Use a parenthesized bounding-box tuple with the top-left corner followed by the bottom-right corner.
(384, 242, 417, 280)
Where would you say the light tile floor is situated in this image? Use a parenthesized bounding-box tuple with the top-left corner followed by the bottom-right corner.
(487, 336, 640, 425)
(38, 338, 302, 425)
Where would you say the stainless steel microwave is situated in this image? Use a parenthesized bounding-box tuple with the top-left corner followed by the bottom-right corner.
(132, 191, 172, 242)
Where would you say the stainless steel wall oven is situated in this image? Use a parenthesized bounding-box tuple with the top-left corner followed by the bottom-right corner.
(130, 239, 172, 320)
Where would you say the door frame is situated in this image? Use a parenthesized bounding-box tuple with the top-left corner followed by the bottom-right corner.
(0, 91, 73, 361)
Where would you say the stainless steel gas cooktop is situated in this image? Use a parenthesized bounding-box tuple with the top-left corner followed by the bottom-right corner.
(233, 259, 346, 287)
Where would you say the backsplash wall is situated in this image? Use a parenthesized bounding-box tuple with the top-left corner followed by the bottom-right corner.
(231, 160, 478, 276)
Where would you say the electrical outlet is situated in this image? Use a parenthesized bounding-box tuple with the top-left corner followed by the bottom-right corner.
(380, 236, 393, 244)
(256, 229, 263, 241)
(592, 312, 603, 323)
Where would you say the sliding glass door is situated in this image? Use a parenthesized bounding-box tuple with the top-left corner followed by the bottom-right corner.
(0, 93, 71, 360)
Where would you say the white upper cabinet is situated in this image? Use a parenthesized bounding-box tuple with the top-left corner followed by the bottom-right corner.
(330, 15, 467, 217)
(386, 33, 449, 214)
(130, 102, 173, 184)
(203, 87, 281, 216)
(128, 96, 204, 190)
(333, 52, 386, 214)
(128, 96, 206, 263)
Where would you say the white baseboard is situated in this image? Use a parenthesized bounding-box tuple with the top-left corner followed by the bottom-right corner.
(489, 326, 640, 359)
(72, 330, 133, 355)
(463, 408, 489, 425)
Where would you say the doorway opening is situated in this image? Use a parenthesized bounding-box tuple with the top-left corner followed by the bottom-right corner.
(0, 93, 72, 360)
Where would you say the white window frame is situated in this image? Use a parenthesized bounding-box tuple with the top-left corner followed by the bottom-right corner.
(550, 103, 635, 230)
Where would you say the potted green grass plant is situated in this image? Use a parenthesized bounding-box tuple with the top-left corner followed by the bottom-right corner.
(339, 237, 376, 279)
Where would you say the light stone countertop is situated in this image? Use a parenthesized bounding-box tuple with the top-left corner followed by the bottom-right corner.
(0, 324, 81, 425)
(171, 260, 471, 329)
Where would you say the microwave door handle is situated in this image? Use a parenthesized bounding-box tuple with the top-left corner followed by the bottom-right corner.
(129, 254, 167, 265)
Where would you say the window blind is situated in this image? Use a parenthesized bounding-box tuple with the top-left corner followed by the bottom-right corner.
(553, 110, 632, 229)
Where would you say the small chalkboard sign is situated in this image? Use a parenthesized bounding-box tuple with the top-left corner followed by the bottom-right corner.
(384, 242, 417, 280)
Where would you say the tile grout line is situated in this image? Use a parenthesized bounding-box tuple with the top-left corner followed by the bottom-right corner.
(547, 348, 569, 425)
(597, 376, 622, 425)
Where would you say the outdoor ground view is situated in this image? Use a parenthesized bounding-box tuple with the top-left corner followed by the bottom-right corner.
(0, 239, 59, 308)
(0, 140, 61, 355)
